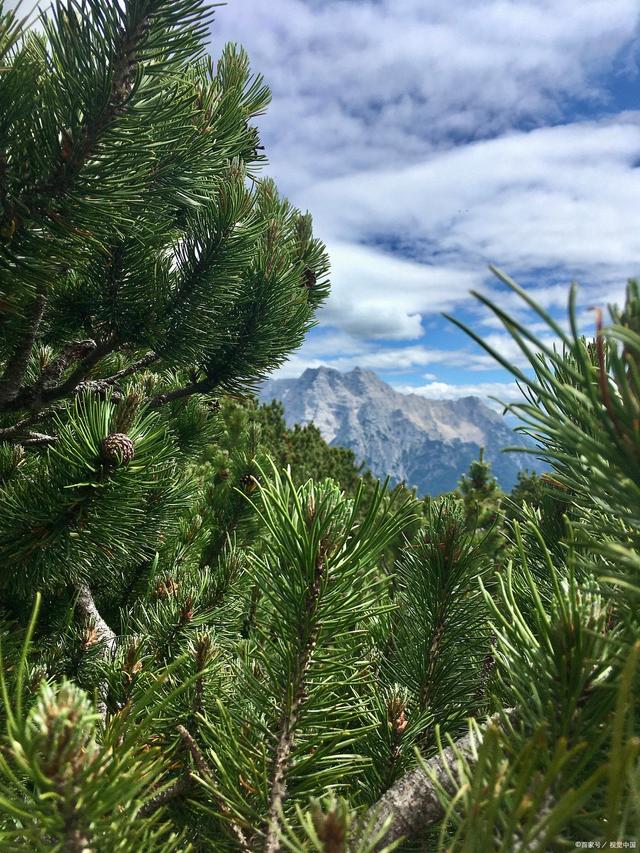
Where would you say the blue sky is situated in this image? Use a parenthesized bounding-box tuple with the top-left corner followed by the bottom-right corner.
(211, 0, 640, 403)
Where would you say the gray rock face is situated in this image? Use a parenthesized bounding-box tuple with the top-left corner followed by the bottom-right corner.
(260, 366, 544, 495)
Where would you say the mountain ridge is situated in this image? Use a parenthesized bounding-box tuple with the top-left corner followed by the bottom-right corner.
(260, 366, 544, 495)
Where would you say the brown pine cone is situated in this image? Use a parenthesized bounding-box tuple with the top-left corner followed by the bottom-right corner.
(100, 432, 135, 466)
(240, 473, 258, 493)
(301, 267, 316, 290)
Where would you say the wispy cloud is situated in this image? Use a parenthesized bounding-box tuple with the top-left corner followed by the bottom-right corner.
(215, 0, 640, 183)
(299, 119, 640, 347)
(306, 119, 640, 272)
(273, 326, 561, 379)
(212, 2, 640, 383)
(318, 242, 482, 340)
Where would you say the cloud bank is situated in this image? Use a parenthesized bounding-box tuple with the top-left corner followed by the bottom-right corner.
(14, 1, 640, 401)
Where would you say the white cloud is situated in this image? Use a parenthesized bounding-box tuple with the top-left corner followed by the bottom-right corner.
(319, 242, 482, 340)
(214, 0, 640, 184)
(307, 119, 640, 271)
(298, 118, 640, 342)
(285, 114, 640, 346)
(271, 338, 513, 379)
(395, 379, 524, 405)
(214, 2, 640, 355)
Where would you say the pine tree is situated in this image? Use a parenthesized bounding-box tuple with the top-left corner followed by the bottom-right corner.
(508, 469, 546, 510)
(0, 0, 329, 610)
(199, 397, 378, 505)
(457, 447, 500, 520)
(456, 447, 505, 562)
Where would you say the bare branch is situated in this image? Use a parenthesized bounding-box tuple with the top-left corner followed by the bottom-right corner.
(148, 374, 220, 408)
(0, 413, 37, 441)
(366, 708, 517, 850)
(19, 431, 58, 447)
(75, 582, 117, 725)
(0, 402, 65, 442)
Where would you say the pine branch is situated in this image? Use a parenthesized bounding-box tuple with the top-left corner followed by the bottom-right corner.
(176, 725, 251, 851)
(264, 691, 305, 853)
(4, 3, 186, 244)
(176, 724, 212, 778)
(366, 709, 517, 850)
(75, 582, 117, 724)
(0, 413, 38, 440)
(19, 431, 58, 447)
(0, 402, 65, 442)
(45, 335, 118, 400)
(264, 555, 325, 853)
(34, 339, 97, 390)
(104, 351, 158, 384)
(0, 294, 46, 406)
(138, 773, 194, 818)
(138, 722, 219, 819)
(418, 622, 445, 715)
(149, 373, 220, 408)
(4, 334, 118, 413)
(40, 7, 152, 203)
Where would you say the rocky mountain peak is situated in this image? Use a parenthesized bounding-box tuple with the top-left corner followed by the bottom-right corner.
(260, 367, 542, 494)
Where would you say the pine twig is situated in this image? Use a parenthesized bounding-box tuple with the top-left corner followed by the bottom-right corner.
(0, 402, 65, 442)
(139, 724, 213, 819)
(138, 773, 194, 818)
(366, 708, 517, 850)
(46, 335, 118, 400)
(148, 373, 220, 408)
(38, 8, 152, 201)
(176, 724, 212, 778)
(34, 339, 97, 391)
(19, 431, 58, 447)
(264, 691, 305, 853)
(3, 335, 118, 413)
(0, 294, 46, 407)
(264, 555, 325, 853)
(104, 351, 158, 384)
(176, 725, 251, 851)
(0, 413, 37, 440)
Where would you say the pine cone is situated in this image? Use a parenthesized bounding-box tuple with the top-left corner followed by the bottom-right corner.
(240, 472, 258, 493)
(301, 266, 316, 290)
(100, 432, 135, 466)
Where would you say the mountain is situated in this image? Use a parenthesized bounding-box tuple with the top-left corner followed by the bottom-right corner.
(259, 366, 544, 495)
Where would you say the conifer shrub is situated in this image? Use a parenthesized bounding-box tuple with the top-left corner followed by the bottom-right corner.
(0, 3, 638, 851)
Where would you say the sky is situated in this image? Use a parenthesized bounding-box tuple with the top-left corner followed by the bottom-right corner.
(210, 0, 640, 403)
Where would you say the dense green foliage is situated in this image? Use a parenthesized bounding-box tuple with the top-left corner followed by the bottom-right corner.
(0, 3, 638, 852)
